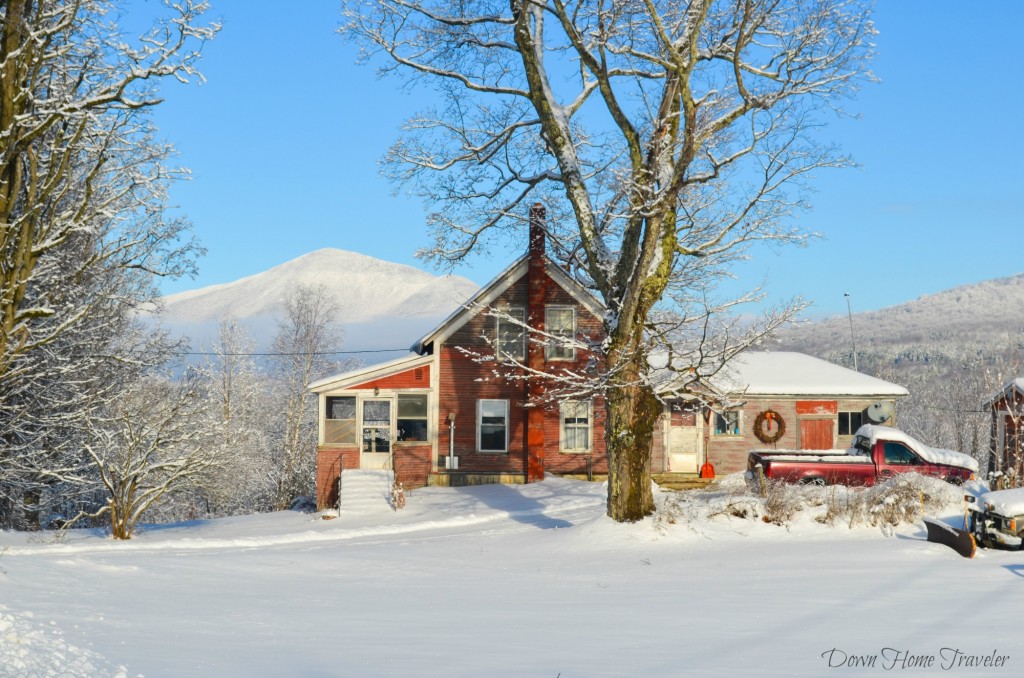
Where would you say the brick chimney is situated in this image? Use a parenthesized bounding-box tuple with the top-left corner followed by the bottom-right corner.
(526, 203, 546, 482)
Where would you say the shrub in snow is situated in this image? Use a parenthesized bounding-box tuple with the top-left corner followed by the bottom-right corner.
(652, 472, 963, 533)
(762, 479, 804, 526)
(288, 496, 317, 513)
(819, 474, 958, 530)
(390, 482, 406, 511)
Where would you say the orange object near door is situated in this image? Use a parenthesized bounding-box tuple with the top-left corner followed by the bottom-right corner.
(700, 462, 715, 479)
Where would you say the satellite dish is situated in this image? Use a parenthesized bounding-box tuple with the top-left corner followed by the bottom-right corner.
(866, 401, 895, 424)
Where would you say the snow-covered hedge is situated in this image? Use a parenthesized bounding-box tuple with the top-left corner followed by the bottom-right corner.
(653, 472, 965, 532)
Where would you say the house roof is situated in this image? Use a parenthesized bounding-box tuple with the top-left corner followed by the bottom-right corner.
(308, 352, 432, 394)
(695, 351, 909, 398)
(410, 253, 604, 354)
(981, 378, 1024, 409)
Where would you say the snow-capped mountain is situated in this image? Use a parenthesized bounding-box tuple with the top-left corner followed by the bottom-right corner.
(156, 249, 480, 354)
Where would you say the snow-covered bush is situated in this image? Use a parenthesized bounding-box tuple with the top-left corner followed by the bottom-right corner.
(762, 479, 804, 526)
(820, 474, 959, 529)
(652, 472, 964, 533)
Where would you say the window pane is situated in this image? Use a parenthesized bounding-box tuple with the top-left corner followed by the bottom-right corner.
(562, 401, 590, 451)
(326, 397, 357, 444)
(715, 411, 739, 435)
(397, 419, 428, 442)
(839, 411, 865, 436)
(479, 400, 507, 451)
(327, 396, 356, 420)
(480, 400, 506, 418)
(363, 400, 391, 426)
(546, 308, 575, 360)
(398, 394, 428, 418)
(363, 428, 391, 454)
(496, 309, 525, 361)
(325, 419, 356, 445)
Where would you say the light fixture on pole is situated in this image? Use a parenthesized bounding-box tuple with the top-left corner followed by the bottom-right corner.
(844, 293, 858, 372)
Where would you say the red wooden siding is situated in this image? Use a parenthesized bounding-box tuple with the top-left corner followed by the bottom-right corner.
(437, 265, 607, 479)
(349, 365, 430, 391)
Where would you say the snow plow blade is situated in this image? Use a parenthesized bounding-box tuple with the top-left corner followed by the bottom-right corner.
(923, 518, 976, 558)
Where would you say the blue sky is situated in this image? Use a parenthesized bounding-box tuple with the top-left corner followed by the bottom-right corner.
(151, 1, 1023, 320)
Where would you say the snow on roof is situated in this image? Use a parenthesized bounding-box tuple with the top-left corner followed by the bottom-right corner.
(855, 424, 979, 473)
(706, 352, 909, 398)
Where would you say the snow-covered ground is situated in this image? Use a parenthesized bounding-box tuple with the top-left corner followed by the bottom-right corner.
(0, 472, 1020, 677)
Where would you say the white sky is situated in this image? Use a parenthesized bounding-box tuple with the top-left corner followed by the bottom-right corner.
(149, 1, 1023, 320)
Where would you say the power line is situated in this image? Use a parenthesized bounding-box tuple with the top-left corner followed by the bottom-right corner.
(174, 348, 412, 357)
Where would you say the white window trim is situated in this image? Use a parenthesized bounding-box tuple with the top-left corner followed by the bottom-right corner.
(396, 392, 431, 444)
(560, 400, 592, 453)
(713, 409, 743, 437)
(494, 307, 526, 363)
(477, 399, 509, 453)
(545, 306, 577, 362)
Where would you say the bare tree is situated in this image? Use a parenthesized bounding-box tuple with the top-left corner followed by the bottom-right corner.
(82, 372, 220, 540)
(269, 284, 345, 509)
(341, 0, 874, 520)
(193, 318, 277, 515)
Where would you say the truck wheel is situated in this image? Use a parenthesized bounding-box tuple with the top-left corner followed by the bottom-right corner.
(799, 477, 826, 486)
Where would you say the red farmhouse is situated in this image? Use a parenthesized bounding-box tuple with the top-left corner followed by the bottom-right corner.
(311, 206, 607, 508)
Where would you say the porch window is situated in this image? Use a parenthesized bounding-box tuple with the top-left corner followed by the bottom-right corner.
(561, 400, 591, 452)
(545, 307, 576, 361)
(713, 410, 741, 436)
(478, 399, 509, 452)
(397, 394, 429, 442)
(838, 410, 864, 436)
(495, 308, 526, 362)
(325, 396, 356, 444)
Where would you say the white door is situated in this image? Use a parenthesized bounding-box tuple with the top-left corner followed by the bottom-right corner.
(360, 399, 392, 470)
(667, 402, 700, 473)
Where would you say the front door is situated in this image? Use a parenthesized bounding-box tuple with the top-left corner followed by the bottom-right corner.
(361, 399, 392, 470)
(667, 401, 700, 473)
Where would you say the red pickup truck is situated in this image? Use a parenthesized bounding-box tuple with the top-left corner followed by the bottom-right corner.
(747, 425, 978, 486)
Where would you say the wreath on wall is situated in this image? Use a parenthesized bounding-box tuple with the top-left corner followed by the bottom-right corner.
(753, 409, 786, 445)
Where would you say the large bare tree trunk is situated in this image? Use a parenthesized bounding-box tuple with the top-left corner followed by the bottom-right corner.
(606, 377, 661, 521)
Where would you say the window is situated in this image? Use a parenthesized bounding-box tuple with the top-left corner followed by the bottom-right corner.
(325, 396, 356, 444)
(397, 394, 428, 442)
(545, 307, 576, 360)
(495, 308, 526, 362)
(714, 410, 741, 436)
(478, 399, 509, 452)
(561, 401, 591, 452)
(838, 410, 864, 436)
(883, 442, 920, 466)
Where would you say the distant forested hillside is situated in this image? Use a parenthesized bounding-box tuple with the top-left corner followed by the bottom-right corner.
(772, 273, 1024, 467)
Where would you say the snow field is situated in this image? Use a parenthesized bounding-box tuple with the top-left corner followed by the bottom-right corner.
(0, 475, 1020, 677)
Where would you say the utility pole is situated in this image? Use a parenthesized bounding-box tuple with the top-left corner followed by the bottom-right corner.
(844, 293, 858, 372)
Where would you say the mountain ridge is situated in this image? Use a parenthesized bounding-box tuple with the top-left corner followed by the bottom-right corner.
(776, 271, 1024, 369)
